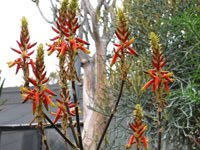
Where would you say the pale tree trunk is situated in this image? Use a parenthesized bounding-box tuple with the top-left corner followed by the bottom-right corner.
(79, 39, 108, 149)
(79, 0, 116, 148)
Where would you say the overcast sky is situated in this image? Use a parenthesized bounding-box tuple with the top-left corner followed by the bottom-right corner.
(0, 1, 59, 87)
(0, 0, 121, 88)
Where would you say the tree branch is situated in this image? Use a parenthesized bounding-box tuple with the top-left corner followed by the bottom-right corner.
(36, 3, 54, 24)
(82, 5, 95, 40)
(96, 0, 104, 12)
(82, 0, 95, 16)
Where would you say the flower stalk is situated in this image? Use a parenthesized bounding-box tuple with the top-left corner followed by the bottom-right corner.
(47, 0, 80, 148)
(7, 17, 36, 89)
(97, 8, 138, 150)
(47, 0, 90, 149)
(141, 32, 174, 150)
(21, 44, 57, 150)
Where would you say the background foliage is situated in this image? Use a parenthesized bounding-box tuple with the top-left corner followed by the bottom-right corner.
(91, 0, 200, 149)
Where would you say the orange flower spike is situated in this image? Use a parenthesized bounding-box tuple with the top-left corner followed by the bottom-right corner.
(141, 79, 154, 91)
(44, 94, 55, 107)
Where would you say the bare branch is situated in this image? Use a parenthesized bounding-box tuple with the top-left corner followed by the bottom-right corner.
(96, 0, 104, 12)
(49, 0, 58, 23)
(104, 0, 116, 21)
(82, 0, 95, 16)
(36, 3, 54, 24)
(83, 10, 95, 40)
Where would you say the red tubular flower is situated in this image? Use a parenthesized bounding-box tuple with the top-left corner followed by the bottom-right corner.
(125, 135, 134, 149)
(51, 26, 60, 34)
(44, 95, 55, 107)
(11, 48, 21, 54)
(71, 40, 77, 52)
(50, 96, 80, 123)
(48, 44, 56, 56)
(27, 42, 37, 49)
(79, 46, 90, 54)
(141, 79, 154, 91)
(110, 53, 118, 67)
(76, 37, 89, 45)
(45, 88, 57, 96)
(53, 108, 62, 123)
(142, 136, 148, 150)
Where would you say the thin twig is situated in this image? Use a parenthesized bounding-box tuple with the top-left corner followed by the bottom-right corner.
(96, 80, 125, 150)
(36, 3, 54, 24)
(44, 113, 78, 149)
(72, 81, 84, 150)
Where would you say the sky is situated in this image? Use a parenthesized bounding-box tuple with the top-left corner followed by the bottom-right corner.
(0, 0, 121, 88)
(0, 1, 59, 87)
